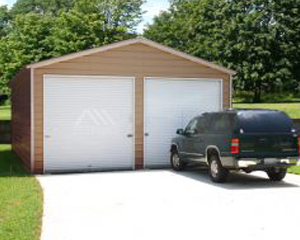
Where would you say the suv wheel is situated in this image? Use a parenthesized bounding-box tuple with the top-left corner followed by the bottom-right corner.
(170, 150, 186, 171)
(266, 168, 287, 181)
(209, 155, 229, 183)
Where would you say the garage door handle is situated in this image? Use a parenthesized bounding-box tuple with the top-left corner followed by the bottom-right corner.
(45, 135, 51, 139)
(127, 134, 133, 138)
(145, 133, 149, 137)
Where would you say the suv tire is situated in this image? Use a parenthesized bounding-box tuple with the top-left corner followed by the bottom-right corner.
(209, 155, 229, 183)
(170, 150, 186, 171)
(266, 168, 287, 181)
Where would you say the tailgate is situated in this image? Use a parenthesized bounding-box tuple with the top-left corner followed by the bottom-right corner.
(239, 133, 298, 158)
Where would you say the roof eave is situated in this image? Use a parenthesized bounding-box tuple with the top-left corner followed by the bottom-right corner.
(26, 37, 236, 75)
(26, 38, 141, 69)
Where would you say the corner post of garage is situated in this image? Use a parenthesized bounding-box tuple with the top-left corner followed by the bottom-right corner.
(30, 67, 35, 173)
(135, 75, 144, 170)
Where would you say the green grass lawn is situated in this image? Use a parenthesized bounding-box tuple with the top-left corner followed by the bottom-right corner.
(233, 102, 300, 119)
(0, 145, 43, 240)
(288, 165, 300, 175)
(0, 106, 11, 120)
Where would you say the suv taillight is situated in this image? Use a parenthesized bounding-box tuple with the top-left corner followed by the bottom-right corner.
(298, 136, 300, 156)
(231, 138, 240, 154)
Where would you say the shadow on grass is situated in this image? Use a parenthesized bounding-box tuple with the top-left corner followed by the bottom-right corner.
(173, 166, 299, 190)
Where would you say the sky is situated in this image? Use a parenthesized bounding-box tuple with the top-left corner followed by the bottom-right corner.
(0, 0, 15, 7)
(0, 0, 170, 33)
(138, 0, 170, 33)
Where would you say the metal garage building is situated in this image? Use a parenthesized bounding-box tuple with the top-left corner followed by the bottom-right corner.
(11, 38, 236, 173)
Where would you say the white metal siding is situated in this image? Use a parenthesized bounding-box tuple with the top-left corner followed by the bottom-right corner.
(144, 78, 222, 168)
(44, 75, 134, 172)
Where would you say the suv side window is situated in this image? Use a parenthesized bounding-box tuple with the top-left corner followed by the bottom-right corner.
(196, 116, 207, 134)
(185, 118, 198, 134)
(211, 114, 233, 133)
(185, 116, 207, 135)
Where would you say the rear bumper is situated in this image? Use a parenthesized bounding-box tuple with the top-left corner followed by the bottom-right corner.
(220, 156, 299, 170)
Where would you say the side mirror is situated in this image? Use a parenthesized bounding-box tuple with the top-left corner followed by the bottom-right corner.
(176, 129, 184, 135)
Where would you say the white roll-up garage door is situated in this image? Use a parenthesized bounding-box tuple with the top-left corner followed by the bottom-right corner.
(44, 75, 134, 172)
(144, 78, 222, 168)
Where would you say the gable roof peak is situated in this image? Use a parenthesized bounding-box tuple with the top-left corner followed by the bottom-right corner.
(27, 37, 236, 75)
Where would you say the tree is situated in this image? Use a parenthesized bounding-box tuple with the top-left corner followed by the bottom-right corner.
(41, 0, 143, 56)
(144, 0, 300, 102)
(0, 0, 144, 97)
(272, 0, 300, 93)
(0, 13, 54, 94)
(11, 0, 144, 28)
(0, 5, 11, 37)
(11, 0, 76, 16)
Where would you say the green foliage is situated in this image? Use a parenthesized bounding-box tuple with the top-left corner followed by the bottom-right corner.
(46, 0, 142, 56)
(0, 6, 11, 37)
(11, 0, 76, 16)
(0, 13, 54, 94)
(144, 0, 300, 103)
(233, 91, 255, 103)
(0, 0, 143, 97)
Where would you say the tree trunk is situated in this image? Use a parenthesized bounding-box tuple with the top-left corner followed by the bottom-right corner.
(253, 80, 262, 103)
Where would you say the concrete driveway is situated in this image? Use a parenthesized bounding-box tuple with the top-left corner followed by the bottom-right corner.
(38, 170, 300, 240)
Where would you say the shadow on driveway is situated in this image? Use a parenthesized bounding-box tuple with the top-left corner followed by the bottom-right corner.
(173, 167, 299, 190)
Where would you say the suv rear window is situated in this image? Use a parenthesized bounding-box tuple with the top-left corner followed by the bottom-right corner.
(210, 114, 235, 133)
(237, 111, 294, 133)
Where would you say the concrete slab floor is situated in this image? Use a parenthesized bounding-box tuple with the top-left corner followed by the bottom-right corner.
(38, 169, 300, 240)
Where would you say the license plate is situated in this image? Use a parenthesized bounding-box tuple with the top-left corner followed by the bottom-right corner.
(264, 158, 278, 164)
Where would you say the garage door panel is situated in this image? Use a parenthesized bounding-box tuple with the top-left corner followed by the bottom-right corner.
(44, 75, 134, 172)
(144, 78, 222, 168)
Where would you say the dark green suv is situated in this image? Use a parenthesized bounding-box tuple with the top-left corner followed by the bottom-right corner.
(170, 109, 299, 183)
